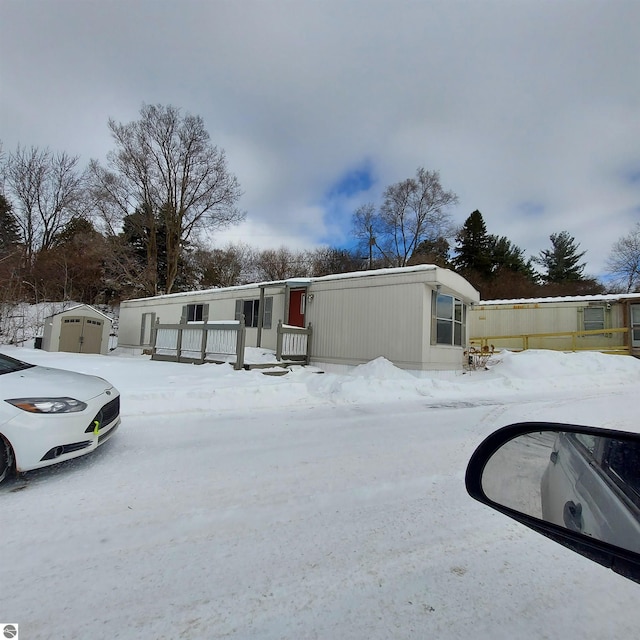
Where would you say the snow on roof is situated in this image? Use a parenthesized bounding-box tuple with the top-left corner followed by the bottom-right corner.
(478, 292, 640, 305)
(46, 304, 113, 322)
(309, 264, 438, 283)
(123, 264, 441, 303)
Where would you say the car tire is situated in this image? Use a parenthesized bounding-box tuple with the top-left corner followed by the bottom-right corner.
(0, 435, 15, 484)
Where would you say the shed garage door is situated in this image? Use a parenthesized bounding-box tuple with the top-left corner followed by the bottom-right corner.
(59, 317, 104, 354)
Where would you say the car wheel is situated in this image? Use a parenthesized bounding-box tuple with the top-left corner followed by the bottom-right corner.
(0, 435, 15, 484)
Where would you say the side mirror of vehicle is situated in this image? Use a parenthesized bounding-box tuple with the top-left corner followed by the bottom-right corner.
(466, 422, 640, 584)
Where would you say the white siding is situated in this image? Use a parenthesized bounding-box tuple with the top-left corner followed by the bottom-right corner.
(470, 300, 628, 351)
(307, 279, 426, 368)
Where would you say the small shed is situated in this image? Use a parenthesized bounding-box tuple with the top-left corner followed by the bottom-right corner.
(41, 304, 113, 355)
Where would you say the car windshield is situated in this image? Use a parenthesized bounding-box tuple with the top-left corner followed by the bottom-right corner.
(0, 353, 36, 375)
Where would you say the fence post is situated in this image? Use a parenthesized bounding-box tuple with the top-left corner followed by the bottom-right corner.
(176, 326, 183, 361)
(200, 325, 207, 363)
(151, 319, 160, 358)
(305, 322, 312, 365)
(234, 315, 246, 370)
(276, 320, 283, 361)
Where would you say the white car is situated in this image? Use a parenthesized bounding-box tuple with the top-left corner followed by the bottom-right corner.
(0, 352, 120, 483)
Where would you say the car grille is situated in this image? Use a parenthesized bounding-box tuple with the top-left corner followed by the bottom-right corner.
(85, 396, 120, 433)
(98, 420, 119, 444)
(41, 440, 92, 461)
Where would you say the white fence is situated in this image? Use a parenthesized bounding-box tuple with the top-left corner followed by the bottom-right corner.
(276, 321, 312, 364)
(151, 319, 313, 368)
(152, 321, 246, 369)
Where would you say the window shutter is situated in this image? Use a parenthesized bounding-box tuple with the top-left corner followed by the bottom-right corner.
(180, 306, 187, 324)
(263, 296, 273, 329)
(235, 299, 243, 322)
(202, 304, 209, 323)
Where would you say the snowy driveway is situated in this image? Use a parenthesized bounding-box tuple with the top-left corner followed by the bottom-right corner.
(1, 348, 639, 639)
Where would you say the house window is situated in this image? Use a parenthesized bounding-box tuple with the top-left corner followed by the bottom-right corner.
(435, 292, 465, 346)
(243, 300, 260, 328)
(583, 306, 605, 332)
(186, 304, 204, 323)
(235, 297, 273, 329)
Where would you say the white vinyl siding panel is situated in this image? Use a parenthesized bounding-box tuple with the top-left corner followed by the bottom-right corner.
(307, 280, 425, 367)
(470, 300, 628, 351)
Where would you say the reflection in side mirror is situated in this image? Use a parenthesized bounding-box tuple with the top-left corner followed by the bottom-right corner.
(466, 423, 640, 583)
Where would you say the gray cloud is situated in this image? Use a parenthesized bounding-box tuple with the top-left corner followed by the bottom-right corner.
(2, 0, 639, 274)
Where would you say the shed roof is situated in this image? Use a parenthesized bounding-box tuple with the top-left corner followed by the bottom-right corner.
(45, 304, 113, 323)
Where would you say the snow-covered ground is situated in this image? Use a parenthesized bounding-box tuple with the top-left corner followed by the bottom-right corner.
(1, 346, 639, 639)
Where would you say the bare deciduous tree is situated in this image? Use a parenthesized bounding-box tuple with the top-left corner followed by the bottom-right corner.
(89, 103, 244, 294)
(351, 202, 381, 268)
(253, 246, 309, 281)
(307, 247, 363, 276)
(350, 169, 457, 268)
(189, 242, 255, 289)
(3, 145, 86, 264)
(606, 222, 640, 293)
(379, 168, 457, 267)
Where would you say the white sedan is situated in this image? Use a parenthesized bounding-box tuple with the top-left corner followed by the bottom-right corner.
(0, 352, 120, 483)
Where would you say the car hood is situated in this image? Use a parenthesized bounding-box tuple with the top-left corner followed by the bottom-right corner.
(2, 365, 116, 402)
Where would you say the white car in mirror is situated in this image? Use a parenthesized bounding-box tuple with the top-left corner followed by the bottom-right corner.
(466, 422, 640, 584)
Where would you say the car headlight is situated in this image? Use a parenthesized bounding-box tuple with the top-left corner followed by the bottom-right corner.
(5, 397, 88, 413)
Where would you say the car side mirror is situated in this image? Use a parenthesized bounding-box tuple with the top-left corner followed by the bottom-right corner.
(466, 422, 640, 584)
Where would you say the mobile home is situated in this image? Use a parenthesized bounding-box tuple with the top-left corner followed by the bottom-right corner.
(117, 265, 480, 371)
(470, 293, 640, 357)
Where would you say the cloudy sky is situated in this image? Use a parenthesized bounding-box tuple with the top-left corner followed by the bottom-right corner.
(1, 0, 639, 277)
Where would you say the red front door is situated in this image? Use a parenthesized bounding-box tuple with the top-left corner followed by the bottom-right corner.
(288, 289, 306, 327)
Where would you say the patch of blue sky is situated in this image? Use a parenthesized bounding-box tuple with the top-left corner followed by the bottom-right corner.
(623, 167, 640, 186)
(318, 160, 377, 246)
(325, 160, 375, 199)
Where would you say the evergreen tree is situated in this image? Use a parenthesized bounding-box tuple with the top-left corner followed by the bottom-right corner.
(0, 194, 25, 306)
(487, 235, 537, 280)
(452, 210, 492, 276)
(408, 236, 451, 267)
(0, 194, 22, 252)
(534, 231, 587, 283)
(51, 216, 98, 247)
(33, 217, 107, 302)
(119, 205, 195, 294)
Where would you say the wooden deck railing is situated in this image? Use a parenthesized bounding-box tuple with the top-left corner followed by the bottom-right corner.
(276, 321, 312, 364)
(151, 320, 246, 369)
(470, 327, 630, 355)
